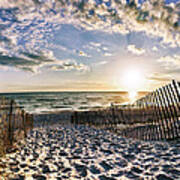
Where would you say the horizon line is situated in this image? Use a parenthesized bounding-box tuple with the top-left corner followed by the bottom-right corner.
(0, 90, 150, 94)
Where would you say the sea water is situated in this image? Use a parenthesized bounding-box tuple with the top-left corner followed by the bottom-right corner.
(0, 91, 146, 114)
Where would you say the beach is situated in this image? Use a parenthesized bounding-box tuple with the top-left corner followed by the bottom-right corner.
(0, 0, 179, 179)
(0, 115, 180, 180)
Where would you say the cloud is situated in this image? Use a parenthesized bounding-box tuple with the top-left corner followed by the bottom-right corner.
(94, 60, 108, 66)
(72, 49, 91, 57)
(146, 72, 173, 90)
(84, 42, 103, 53)
(0, 51, 55, 73)
(47, 59, 89, 72)
(127, 44, 146, 55)
(76, 0, 180, 46)
(0, 0, 179, 71)
(102, 47, 108, 51)
(157, 55, 180, 69)
(89, 42, 102, 47)
(74, 50, 91, 57)
(79, 51, 89, 57)
(104, 52, 112, 57)
(147, 72, 172, 82)
(152, 46, 158, 51)
(85, 42, 111, 56)
(0, 45, 90, 73)
(152, 55, 180, 79)
(0, 54, 35, 72)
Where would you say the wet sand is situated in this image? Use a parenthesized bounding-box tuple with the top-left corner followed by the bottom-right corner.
(0, 118, 180, 179)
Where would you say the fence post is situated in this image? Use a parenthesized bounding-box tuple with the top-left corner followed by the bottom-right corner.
(171, 80, 180, 133)
(148, 94, 154, 140)
(144, 95, 147, 140)
(155, 90, 169, 140)
(140, 99, 144, 140)
(8, 99, 14, 145)
(162, 85, 178, 139)
(71, 113, 74, 124)
(149, 92, 158, 140)
(111, 103, 116, 131)
(167, 83, 180, 137)
(152, 91, 164, 140)
(168, 84, 179, 137)
(30, 114, 34, 129)
(22, 110, 27, 138)
(75, 111, 78, 125)
(158, 88, 172, 139)
(157, 88, 173, 139)
(144, 95, 150, 140)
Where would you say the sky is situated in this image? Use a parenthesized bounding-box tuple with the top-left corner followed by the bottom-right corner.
(0, 0, 180, 92)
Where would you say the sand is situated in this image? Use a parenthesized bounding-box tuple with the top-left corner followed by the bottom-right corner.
(0, 119, 180, 179)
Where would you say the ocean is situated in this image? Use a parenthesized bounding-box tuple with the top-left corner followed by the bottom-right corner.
(0, 91, 147, 114)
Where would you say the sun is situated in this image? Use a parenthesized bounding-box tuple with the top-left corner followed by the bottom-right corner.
(121, 68, 145, 102)
(113, 67, 145, 101)
(122, 68, 145, 91)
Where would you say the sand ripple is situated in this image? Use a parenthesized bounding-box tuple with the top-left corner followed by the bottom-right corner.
(0, 124, 180, 179)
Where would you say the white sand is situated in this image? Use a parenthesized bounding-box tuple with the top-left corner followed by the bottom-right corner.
(0, 122, 180, 180)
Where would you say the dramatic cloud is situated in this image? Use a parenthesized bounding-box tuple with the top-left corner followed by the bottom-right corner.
(127, 44, 146, 55)
(0, 52, 54, 73)
(0, 0, 179, 72)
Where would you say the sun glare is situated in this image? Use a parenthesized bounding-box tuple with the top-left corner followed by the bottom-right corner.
(119, 68, 145, 102)
(122, 68, 145, 91)
(128, 90, 137, 102)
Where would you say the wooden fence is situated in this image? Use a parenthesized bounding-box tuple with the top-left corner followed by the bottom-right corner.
(0, 98, 33, 156)
(71, 80, 180, 141)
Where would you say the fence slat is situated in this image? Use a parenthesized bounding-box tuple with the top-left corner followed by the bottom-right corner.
(71, 80, 180, 141)
(0, 97, 33, 155)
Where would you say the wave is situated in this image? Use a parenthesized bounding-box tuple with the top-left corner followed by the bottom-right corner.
(0, 92, 137, 114)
